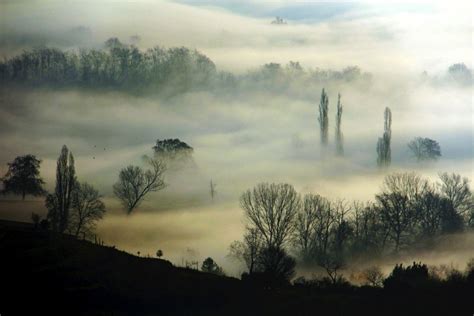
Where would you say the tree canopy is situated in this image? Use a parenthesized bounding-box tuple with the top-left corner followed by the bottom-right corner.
(1, 154, 45, 200)
(408, 137, 441, 161)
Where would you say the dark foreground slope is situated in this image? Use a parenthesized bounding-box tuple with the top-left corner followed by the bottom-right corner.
(0, 221, 472, 316)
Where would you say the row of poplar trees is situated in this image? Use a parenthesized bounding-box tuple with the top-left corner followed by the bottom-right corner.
(318, 89, 344, 156)
(317, 88, 392, 167)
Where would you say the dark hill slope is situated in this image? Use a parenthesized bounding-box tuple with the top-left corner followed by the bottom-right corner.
(0, 221, 472, 316)
(0, 223, 245, 315)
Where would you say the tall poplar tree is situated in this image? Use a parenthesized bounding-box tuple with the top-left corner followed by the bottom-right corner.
(335, 93, 343, 155)
(318, 88, 329, 146)
(377, 107, 392, 167)
(46, 145, 76, 233)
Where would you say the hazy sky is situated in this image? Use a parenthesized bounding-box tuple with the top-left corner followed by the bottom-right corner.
(0, 0, 472, 276)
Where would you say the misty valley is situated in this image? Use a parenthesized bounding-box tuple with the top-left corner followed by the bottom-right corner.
(0, 1, 473, 315)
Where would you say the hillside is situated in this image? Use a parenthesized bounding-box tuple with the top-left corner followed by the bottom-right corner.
(1, 220, 472, 316)
(0, 220, 245, 315)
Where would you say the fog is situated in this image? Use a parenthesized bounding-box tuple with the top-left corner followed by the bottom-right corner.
(0, 0, 472, 277)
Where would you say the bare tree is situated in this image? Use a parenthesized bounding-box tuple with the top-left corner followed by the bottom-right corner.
(69, 182, 106, 238)
(293, 195, 319, 261)
(240, 183, 300, 249)
(377, 107, 392, 167)
(331, 199, 353, 255)
(335, 93, 343, 155)
(318, 88, 329, 146)
(228, 228, 263, 274)
(376, 173, 430, 251)
(293, 194, 334, 261)
(310, 195, 335, 258)
(319, 255, 345, 285)
(383, 172, 428, 201)
(351, 201, 385, 255)
(362, 266, 385, 287)
(113, 158, 166, 214)
(438, 172, 472, 215)
(416, 187, 445, 237)
(408, 137, 441, 161)
(376, 194, 413, 252)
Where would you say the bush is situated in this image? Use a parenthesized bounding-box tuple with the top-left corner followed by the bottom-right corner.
(384, 262, 434, 290)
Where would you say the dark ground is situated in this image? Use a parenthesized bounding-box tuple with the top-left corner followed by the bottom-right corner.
(0, 220, 472, 316)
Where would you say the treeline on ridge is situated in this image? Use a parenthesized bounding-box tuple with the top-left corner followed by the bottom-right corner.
(0, 37, 370, 94)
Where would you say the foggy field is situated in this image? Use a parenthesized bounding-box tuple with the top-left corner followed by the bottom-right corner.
(0, 0, 473, 287)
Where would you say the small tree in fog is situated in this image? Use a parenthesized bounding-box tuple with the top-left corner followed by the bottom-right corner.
(152, 138, 194, 168)
(377, 107, 392, 167)
(69, 182, 106, 238)
(319, 255, 345, 285)
(228, 228, 263, 274)
(1, 155, 45, 200)
(156, 249, 163, 258)
(362, 266, 385, 287)
(335, 93, 343, 155)
(113, 158, 166, 214)
(201, 257, 225, 276)
(318, 88, 329, 146)
(408, 137, 441, 161)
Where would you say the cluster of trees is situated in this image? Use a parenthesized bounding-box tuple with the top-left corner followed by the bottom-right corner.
(295, 260, 474, 291)
(0, 38, 216, 93)
(0, 147, 106, 238)
(229, 172, 473, 284)
(1, 138, 187, 221)
(0, 39, 370, 95)
(375, 108, 440, 167)
(45, 145, 106, 238)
